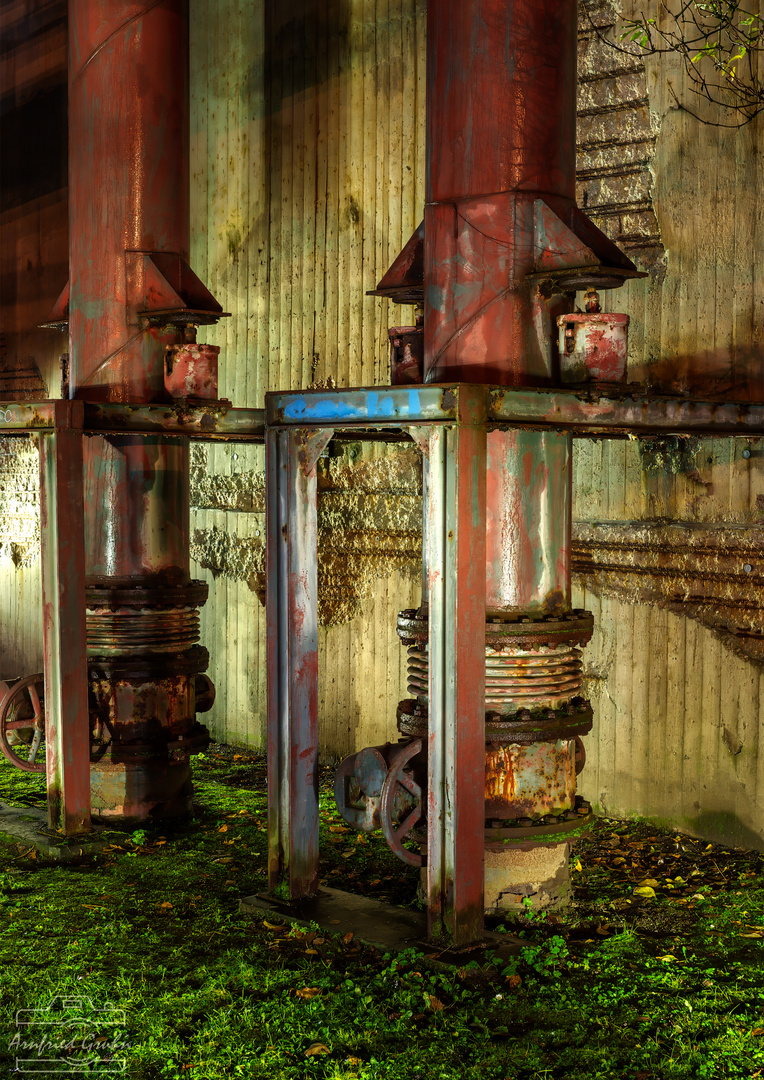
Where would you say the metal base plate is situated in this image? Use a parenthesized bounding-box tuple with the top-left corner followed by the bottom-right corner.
(0, 801, 126, 861)
(239, 886, 522, 965)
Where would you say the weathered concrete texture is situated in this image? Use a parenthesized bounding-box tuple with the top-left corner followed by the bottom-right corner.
(574, 436, 764, 526)
(0, 437, 39, 566)
(317, 443, 422, 625)
(575, 587, 764, 852)
(191, 464, 265, 513)
(484, 840, 572, 911)
(577, 0, 663, 269)
(191, 442, 422, 626)
(573, 521, 764, 664)
(191, 523, 265, 593)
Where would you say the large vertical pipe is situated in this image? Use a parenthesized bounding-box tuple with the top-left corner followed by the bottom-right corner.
(69, 0, 189, 402)
(68, 0, 208, 822)
(421, 0, 590, 910)
(424, 0, 578, 387)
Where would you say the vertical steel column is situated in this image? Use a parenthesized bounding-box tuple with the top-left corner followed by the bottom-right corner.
(39, 401, 90, 835)
(427, 389, 487, 943)
(266, 428, 320, 899)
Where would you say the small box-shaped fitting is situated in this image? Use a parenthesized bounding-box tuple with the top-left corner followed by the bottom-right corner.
(164, 343, 219, 400)
(388, 325, 423, 385)
(557, 312, 629, 384)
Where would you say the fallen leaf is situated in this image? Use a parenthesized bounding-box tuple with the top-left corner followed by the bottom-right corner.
(158, 901, 173, 910)
(634, 886, 656, 899)
(313, 937, 326, 945)
(218, 824, 228, 834)
(507, 975, 522, 989)
(657, 954, 677, 962)
(342, 932, 354, 945)
(305, 1042, 331, 1057)
(263, 920, 284, 930)
(751, 1027, 764, 1037)
(304, 948, 319, 956)
(740, 931, 764, 939)
(345, 1057, 363, 1067)
(295, 987, 321, 1000)
(428, 994, 444, 1012)
(573, 859, 583, 872)
(638, 878, 659, 888)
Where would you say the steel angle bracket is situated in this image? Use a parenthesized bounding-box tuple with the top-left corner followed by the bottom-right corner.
(296, 428, 334, 475)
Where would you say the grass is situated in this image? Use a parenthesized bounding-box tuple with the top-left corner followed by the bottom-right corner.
(0, 746, 763, 1079)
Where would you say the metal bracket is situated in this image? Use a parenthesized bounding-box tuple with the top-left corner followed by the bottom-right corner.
(296, 428, 334, 475)
(406, 426, 430, 456)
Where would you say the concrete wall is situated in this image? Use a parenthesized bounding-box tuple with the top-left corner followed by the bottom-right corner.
(573, 0, 764, 849)
(187, 0, 426, 754)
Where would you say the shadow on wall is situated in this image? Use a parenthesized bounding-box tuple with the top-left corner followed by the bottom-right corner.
(642, 345, 764, 403)
(265, 0, 351, 107)
(686, 810, 764, 852)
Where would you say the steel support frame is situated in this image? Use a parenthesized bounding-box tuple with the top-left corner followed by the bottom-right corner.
(264, 385, 491, 943)
(426, 388, 487, 943)
(266, 428, 325, 898)
(5, 381, 764, 931)
(38, 401, 90, 835)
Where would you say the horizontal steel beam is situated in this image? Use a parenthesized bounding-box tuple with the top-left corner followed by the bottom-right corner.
(267, 384, 764, 438)
(6, 389, 764, 441)
(488, 388, 764, 437)
(0, 401, 66, 431)
(82, 403, 265, 440)
(266, 385, 462, 427)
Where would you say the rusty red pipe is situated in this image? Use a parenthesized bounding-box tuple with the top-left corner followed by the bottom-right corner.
(69, 0, 189, 402)
(424, 0, 579, 386)
(67, 0, 209, 822)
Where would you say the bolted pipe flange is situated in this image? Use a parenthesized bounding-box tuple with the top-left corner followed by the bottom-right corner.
(396, 608, 594, 652)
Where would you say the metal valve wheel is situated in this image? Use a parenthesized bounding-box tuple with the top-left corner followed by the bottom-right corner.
(0, 675, 46, 773)
(379, 738, 424, 867)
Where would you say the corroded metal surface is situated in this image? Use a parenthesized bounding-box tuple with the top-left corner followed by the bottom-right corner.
(69, 0, 190, 402)
(426, 404, 487, 943)
(406, 645, 584, 711)
(397, 696, 593, 746)
(164, 343, 219, 401)
(484, 740, 576, 819)
(397, 608, 594, 651)
(0, 675, 46, 774)
(558, 311, 629, 384)
(38, 410, 90, 834)
(63, 0, 218, 822)
(485, 430, 571, 613)
(266, 428, 320, 899)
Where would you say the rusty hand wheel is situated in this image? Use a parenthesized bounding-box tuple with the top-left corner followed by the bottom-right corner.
(379, 738, 424, 867)
(0, 674, 46, 773)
